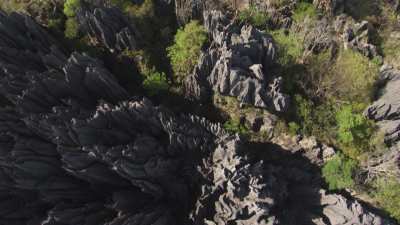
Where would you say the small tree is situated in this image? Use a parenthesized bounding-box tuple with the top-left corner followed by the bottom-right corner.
(167, 20, 207, 84)
(375, 179, 400, 222)
(64, 17, 79, 39)
(322, 154, 358, 190)
(63, 0, 81, 17)
(143, 69, 169, 96)
(336, 104, 374, 157)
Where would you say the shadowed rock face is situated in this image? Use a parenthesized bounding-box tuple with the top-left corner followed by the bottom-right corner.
(185, 10, 289, 112)
(0, 9, 394, 225)
(77, 7, 140, 53)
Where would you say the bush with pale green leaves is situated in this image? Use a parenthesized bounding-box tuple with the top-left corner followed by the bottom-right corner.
(322, 154, 358, 190)
(63, 0, 81, 17)
(167, 20, 207, 83)
(375, 179, 400, 222)
(143, 69, 169, 96)
(335, 104, 374, 158)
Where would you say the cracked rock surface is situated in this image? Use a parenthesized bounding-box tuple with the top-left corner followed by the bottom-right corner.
(185, 10, 289, 112)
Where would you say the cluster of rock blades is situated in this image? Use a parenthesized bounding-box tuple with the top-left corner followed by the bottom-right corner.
(364, 66, 400, 180)
(77, 6, 140, 53)
(185, 10, 289, 112)
(0, 7, 395, 225)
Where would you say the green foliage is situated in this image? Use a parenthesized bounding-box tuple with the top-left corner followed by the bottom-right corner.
(270, 29, 303, 65)
(293, 2, 318, 23)
(224, 119, 249, 137)
(293, 95, 338, 143)
(0, 0, 26, 12)
(167, 20, 207, 83)
(333, 50, 379, 103)
(322, 154, 358, 190)
(336, 104, 374, 157)
(294, 94, 314, 135)
(238, 5, 270, 29)
(110, 0, 134, 9)
(48, 18, 64, 31)
(288, 122, 300, 135)
(143, 69, 169, 96)
(63, 0, 81, 18)
(345, 0, 381, 21)
(64, 17, 79, 39)
(124, 0, 175, 76)
(374, 179, 400, 222)
(124, 0, 154, 19)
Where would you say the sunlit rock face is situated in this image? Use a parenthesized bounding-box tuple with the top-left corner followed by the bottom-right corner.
(185, 10, 289, 112)
(0, 8, 394, 225)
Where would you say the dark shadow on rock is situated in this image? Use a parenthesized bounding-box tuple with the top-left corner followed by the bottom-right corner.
(245, 141, 326, 225)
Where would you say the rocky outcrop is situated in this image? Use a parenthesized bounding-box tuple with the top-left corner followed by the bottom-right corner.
(77, 7, 140, 52)
(191, 135, 284, 225)
(365, 66, 400, 144)
(364, 66, 400, 180)
(185, 10, 289, 112)
(319, 190, 388, 225)
(272, 135, 336, 166)
(303, 14, 381, 60)
(313, 0, 345, 15)
(0, 9, 394, 225)
(340, 19, 381, 60)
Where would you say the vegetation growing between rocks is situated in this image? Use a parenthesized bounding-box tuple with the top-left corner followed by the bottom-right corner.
(374, 178, 400, 222)
(1, 0, 400, 223)
(167, 20, 207, 84)
(238, 5, 270, 29)
(322, 154, 358, 190)
(292, 1, 318, 23)
(63, 0, 81, 38)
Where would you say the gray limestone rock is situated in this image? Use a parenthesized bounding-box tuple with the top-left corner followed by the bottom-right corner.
(77, 7, 140, 52)
(185, 10, 289, 112)
(320, 190, 389, 225)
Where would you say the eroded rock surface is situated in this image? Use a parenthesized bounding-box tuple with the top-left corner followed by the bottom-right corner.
(365, 66, 400, 144)
(364, 66, 400, 180)
(0, 9, 394, 225)
(185, 10, 289, 112)
(77, 7, 140, 52)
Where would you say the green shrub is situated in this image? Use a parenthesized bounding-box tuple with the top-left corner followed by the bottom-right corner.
(375, 179, 400, 222)
(143, 69, 169, 96)
(293, 95, 338, 143)
(167, 20, 207, 83)
(48, 18, 64, 31)
(271, 29, 303, 65)
(336, 104, 374, 157)
(322, 154, 358, 190)
(63, 0, 81, 17)
(0, 0, 26, 12)
(293, 2, 318, 23)
(333, 50, 379, 103)
(224, 119, 249, 137)
(238, 5, 270, 29)
(288, 122, 300, 135)
(124, 0, 154, 19)
(294, 94, 314, 135)
(64, 17, 79, 39)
